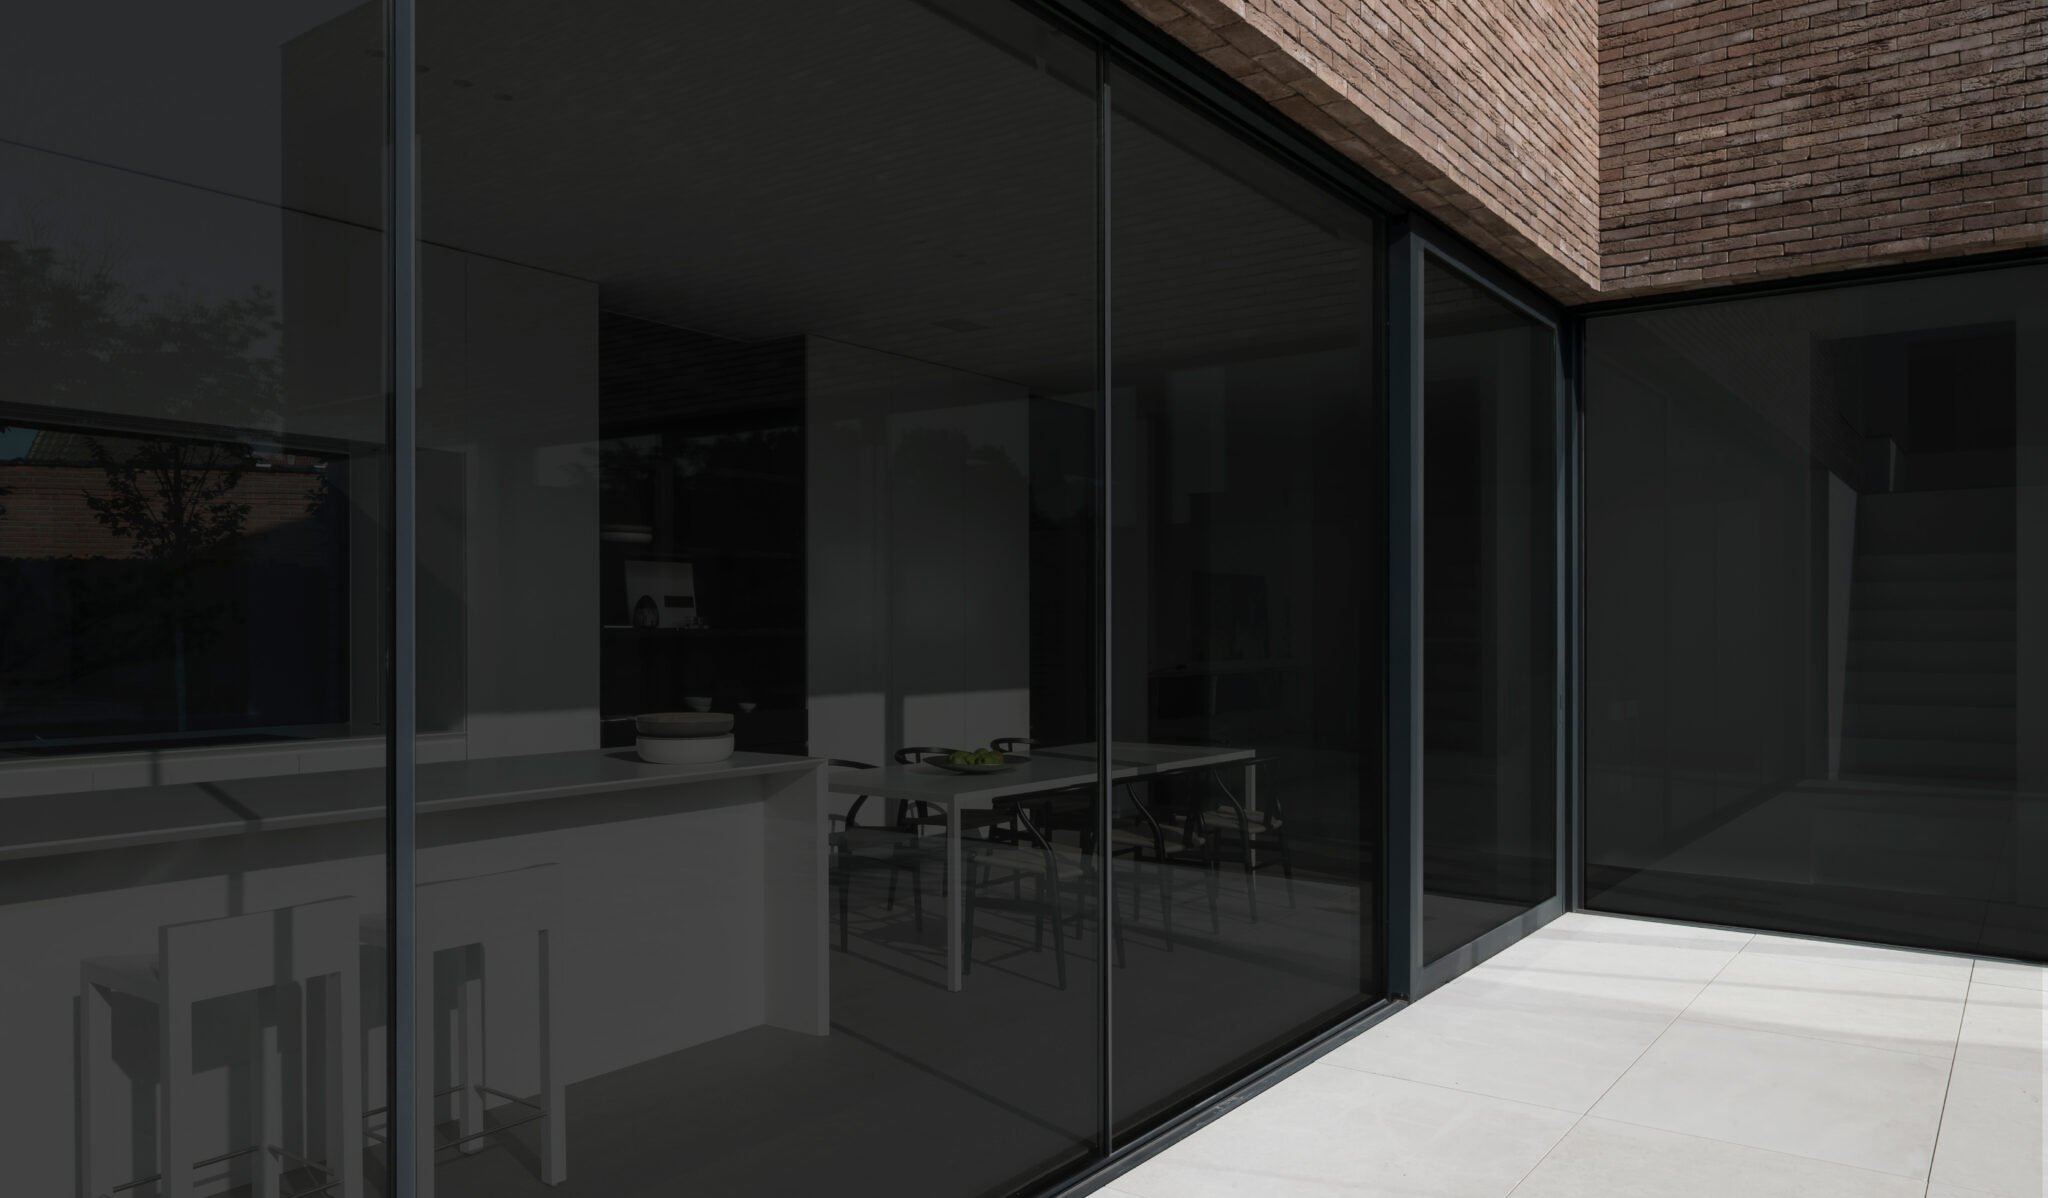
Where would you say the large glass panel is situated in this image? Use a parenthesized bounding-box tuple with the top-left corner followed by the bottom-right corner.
(0, 4, 392, 1196)
(1420, 257, 1558, 964)
(1106, 64, 1383, 1135)
(1586, 263, 2048, 963)
(414, 1, 1102, 1194)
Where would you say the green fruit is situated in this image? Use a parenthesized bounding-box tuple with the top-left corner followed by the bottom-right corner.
(949, 750, 975, 765)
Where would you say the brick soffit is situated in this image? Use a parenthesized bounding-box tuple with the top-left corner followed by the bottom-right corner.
(1121, 0, 2045, 302)
(1124, 0, 1607, 302)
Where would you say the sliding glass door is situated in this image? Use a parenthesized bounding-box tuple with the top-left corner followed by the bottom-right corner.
(1106, 61, 1384, 1137)
(410, 1, 1104, 1194)
(1403, 243, 1564, 977)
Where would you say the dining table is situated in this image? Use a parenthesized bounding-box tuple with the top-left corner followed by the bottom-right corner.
(827, 741, 1256, 991)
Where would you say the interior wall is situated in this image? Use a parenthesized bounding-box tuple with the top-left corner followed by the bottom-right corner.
(419, 246, 601, 758)
(804, 337, 1033, 770)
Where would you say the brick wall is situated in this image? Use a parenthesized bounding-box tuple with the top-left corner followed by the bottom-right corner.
(1128, 0, 2045, 301)
(1601, 0, 2047, 294)
(1123, 0, 1605, 300)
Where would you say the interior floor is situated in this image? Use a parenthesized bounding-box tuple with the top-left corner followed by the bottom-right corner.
(1588, 776, 2048, 961)
(387, 861, 1372, 1198)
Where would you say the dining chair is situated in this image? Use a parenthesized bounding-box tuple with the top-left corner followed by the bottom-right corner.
(827, 759, 925, 951)
(988, 736, 1094, 841)
(1098, 781, 1198, 947)
(1197, 755, 1294, 920)
(985, 739, 1189, 943)
(963, 787, 1124, 989)
(893, 746, 1010, 841)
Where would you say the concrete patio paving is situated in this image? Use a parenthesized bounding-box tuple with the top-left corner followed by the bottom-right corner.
(1087, 912, 2046, 1197)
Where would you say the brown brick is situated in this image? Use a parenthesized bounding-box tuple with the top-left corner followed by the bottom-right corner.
(1128, 0, 2045, 300)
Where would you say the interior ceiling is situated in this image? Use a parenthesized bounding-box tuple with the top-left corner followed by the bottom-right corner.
(381, 0, 1371, 394)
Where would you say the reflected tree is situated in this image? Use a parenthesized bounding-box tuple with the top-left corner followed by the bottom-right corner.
(81, 436, 257, 732)
(1, 236, 286, 733)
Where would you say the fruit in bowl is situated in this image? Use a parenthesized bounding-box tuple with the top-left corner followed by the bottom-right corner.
(948, 749, 1005, 767)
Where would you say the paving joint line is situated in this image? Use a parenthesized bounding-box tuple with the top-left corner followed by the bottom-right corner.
(1921, 959, 1976, 1198)
(1503, 925, 1755, 1196)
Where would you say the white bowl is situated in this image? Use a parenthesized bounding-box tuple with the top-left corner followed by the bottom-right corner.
(637, 733, 734, 764)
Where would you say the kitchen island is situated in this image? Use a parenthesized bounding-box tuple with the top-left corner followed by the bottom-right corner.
(0, 747, 827, 1196)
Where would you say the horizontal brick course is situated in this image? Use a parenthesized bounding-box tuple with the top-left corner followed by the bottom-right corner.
(1130, 0, 2044, 299)
(1600, 0, 2046, 293)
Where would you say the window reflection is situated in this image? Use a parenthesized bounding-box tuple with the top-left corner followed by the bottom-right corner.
(1, 422, 351, 751)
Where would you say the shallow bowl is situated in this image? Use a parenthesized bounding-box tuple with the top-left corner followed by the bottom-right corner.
(634, 711, 734, 738)
(638, 733, 735, 765)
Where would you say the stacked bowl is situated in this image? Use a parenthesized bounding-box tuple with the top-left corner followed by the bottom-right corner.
(633, 712, 735, 764)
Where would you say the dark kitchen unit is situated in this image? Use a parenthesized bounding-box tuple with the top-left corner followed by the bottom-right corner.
(598, 313, 808, 754)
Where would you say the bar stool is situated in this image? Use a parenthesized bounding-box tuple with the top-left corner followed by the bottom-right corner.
(78, 896, 364, 1198)
(363, 864, 563, 1198)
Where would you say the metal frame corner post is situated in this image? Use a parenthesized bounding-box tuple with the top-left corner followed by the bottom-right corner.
(1094, 59, 1115, 1159)
(1385, 223, 1425, 1000)
(1564, 315, 1586, 913)
(385, 0, 419, 1192)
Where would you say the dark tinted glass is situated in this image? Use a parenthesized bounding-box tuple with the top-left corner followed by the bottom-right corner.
(1, 3, 391, 1196)
(1106, 64, 1383, 1135)
(1421, 257, 1559, 963)
(1585, 263, 2048, 964)
(415, 1, 1102, 1194)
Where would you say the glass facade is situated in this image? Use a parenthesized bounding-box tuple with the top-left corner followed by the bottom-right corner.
(1585, 263, 2048, 963)
(15, 0, 2037, 1190)
(2, 3, 1457, 1198)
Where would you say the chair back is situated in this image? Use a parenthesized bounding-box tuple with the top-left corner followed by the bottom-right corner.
(830, 759, 880, 826)
(892, 745, 957, 764)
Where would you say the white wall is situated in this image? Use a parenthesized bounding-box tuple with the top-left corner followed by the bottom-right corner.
(804, 337, 1031, 774)
(420, 247, 600, 758)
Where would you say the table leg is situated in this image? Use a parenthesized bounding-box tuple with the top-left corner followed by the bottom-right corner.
(947, 812, 964, 992)
(1244, 763, 1260, 879)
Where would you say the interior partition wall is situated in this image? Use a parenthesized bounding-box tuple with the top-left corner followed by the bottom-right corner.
(1583, 260, 2048, 965)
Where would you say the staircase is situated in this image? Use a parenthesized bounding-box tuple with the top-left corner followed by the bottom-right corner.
(1839, 487, 2016, 785)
